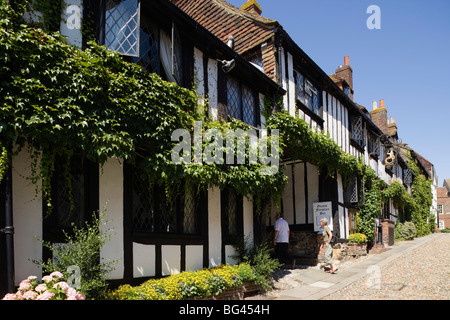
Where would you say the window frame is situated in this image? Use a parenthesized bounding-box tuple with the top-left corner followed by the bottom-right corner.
(226, 75, 259, 128)
(42, 154, 99, 261)
(104, 0, 141, 57)
(221, 186, 244, 256)
(124, 163, 207, 243)
(294, 69, 321, 117)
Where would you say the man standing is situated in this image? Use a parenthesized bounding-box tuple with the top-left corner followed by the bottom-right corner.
(273, 213, 296, 268)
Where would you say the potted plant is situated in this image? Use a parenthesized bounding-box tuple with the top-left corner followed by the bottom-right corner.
(347, 233, 368, 256)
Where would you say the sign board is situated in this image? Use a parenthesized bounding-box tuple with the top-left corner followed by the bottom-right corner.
(313, 202, 332, 233)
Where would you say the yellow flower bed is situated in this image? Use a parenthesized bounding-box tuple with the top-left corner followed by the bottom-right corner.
(109, 263, 256, 300)
(348, 233, 368, 244)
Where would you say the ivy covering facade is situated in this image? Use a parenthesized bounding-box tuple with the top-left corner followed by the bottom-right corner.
(0, 1, 434, 237)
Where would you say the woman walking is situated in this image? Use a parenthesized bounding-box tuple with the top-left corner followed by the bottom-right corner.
(320, 218, 338, 274)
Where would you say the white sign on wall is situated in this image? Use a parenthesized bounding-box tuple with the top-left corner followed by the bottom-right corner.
(313, 201, 333, 233)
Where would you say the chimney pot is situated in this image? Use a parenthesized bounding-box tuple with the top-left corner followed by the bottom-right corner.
(380, 99, 385, 108)
(372, 100, 378, 110)
(390, 116, 395, 123)
(344, 56, 349, 66)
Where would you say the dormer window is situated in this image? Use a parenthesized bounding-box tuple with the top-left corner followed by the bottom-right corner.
(343, 84, 351, 98)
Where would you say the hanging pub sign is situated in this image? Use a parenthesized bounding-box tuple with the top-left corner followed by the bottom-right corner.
(384, 147, 398, 169)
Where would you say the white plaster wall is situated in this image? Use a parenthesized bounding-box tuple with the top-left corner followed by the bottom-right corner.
(293, 163, 305, 224)
(208, 187, 221, 267)
(307, 163, 319, 224)
(287, 52, 296, 117)
(282, 165, 294, 224)
(337, 174, 345, 238)
(193, 47, 205, 105)
(185, 245, 203, 272)
(207, 58, 218, 121)
(133, 243, 155, 278)
(12, 147, 42, 283)
(162, 245, 180, 276)
(99, 158, 124, 280)
(279, 47, 288, 112)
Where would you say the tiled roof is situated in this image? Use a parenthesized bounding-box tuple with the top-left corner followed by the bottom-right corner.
(172, 0, 277, 52)
(172, 0, 280, 79)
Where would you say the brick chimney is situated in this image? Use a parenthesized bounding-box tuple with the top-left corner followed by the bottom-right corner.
(370, 99, 388, 134)
(335, 56, 353, 100)
(241, 0, 262, 16)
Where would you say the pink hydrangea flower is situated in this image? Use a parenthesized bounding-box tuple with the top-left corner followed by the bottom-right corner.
(27, 275, 38, 281)
(22, 291, 37, 300)
(53, 281, 70, 292)
(2, 293, 18, 300)
(66, 287, 78, 300)
(18, 280, 32, 291)
(42, 275, 53, 283)
(36, 291, 55, 300)
(35, 283, 47, 293)
(50, 271, 64, 279)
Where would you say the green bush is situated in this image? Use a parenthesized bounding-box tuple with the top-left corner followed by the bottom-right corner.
(395, 221, 417, 241)
(231, 237, 282, 291)
(33, 208, 117, 299)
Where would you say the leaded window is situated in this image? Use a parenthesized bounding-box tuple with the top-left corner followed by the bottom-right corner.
(403, 168, 413, 186)
(221, 187, 243, 239)
(130, 167, 200, 235)
(226, 76, 257, 127)
(294, 70, 320, 115)
(43, 154, 98, 260)
(351, 116, 366, 147)
(344, 175, 359, 204)
(227, 77, 241, 120)
(368, 132, 380, 157)
(105, 0, 140, 57)
(131, 16, 159, 74)
(242, 86, 256, 126)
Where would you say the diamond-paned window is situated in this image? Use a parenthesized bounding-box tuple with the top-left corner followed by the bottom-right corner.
(130, 167, 200, 235)
(227, 77, 257, 127)
(105, 0, 140, 57)
(227, 77, 241, 120)
(344, 175, 359, 204)
(221, 187, 243, 238)
(403, 168, 413, 186)
(131, 16, 159, 74)
(294, 70, 320, 115)
(351, 116, 366, 147)
(242, 86, 256, 126)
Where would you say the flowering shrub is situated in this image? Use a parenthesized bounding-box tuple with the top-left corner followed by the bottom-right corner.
(109, 263, 256, 300)
(2, 271, 85, 300)
(348, 233, 368, 244)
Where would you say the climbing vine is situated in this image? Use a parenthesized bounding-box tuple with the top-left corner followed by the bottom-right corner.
(0, 2, 367, 217)
(355, 149, 434, 241)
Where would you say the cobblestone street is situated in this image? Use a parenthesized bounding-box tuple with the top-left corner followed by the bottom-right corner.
(322, 233, 450, 300)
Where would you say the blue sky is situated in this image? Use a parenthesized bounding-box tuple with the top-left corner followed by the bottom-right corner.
(227, 0, 450, 185)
